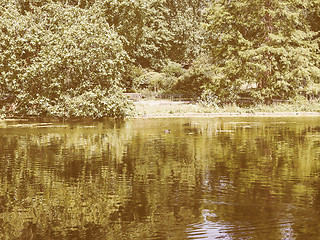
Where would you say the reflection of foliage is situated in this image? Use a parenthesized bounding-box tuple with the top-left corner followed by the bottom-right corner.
(1, 181, 122, 239)
(1, 118, 320, 239)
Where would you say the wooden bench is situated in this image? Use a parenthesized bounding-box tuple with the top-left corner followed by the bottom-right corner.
(123, 93, 143, 101)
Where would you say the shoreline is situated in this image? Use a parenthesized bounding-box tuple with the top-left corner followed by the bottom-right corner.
(2, 99, 320, 121)
(132, 112, 320, 119)
(132, 99, 320, 118)
(1, 112, 320, 122)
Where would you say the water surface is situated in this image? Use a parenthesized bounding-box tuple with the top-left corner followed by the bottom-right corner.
(1, 117, 320, 239)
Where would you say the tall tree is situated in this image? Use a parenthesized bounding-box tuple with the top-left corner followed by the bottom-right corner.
(97, 0, 173, 70)
(205, 0, 320, 102)
(97, 0, 208, 70)
(164, 0, 208, 66)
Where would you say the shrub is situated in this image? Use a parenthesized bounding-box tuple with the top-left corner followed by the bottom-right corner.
(6, 87, 131, 119)
(133, 71, 174, 92)
(162, 61, 183, 78)
(171, 55, 214, 98)
(198, 89, 219, 108)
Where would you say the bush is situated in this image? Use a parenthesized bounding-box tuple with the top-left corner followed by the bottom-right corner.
(5, 87, 132, 119)
(46, 87, 132, 119)
(162, 61, 183, 78)
(133, 71, 175, 92)
(198, 89, 219, 108)
(171, 55, 214, 98)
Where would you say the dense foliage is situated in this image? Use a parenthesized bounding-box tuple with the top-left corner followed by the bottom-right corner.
(204, 0, 320, 103)
(0, 1, 130, 118)
(0, 0, 320, 117)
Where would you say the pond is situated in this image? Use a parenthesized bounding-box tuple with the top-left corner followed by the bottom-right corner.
(1, 117, 320, 239)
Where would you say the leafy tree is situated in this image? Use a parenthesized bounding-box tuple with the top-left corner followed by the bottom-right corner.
(97, 0, 172, 71)
(98, 0, 208, 70)
(164, 0, 208, 66)
(0, 2, 131, 118)
(205, 0, 320, 103)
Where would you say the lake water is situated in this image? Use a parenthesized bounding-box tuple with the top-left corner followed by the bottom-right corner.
(1, 117, 320, 239)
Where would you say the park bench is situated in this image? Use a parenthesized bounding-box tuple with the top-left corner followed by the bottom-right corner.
(123, 93, 144, 101)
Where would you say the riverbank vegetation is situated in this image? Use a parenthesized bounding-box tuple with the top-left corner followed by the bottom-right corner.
(1, 0, 320, 118)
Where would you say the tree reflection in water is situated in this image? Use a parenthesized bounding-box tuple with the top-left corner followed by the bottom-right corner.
(0, 117, 320, 239)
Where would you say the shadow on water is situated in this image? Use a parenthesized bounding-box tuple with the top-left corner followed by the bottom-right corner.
(1, 117, 320, 239)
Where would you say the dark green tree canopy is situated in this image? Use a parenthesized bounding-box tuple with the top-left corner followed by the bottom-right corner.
(204, 0, 320, 102)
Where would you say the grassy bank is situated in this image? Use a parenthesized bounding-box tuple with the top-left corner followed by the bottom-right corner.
(133, 98, 320, 118)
